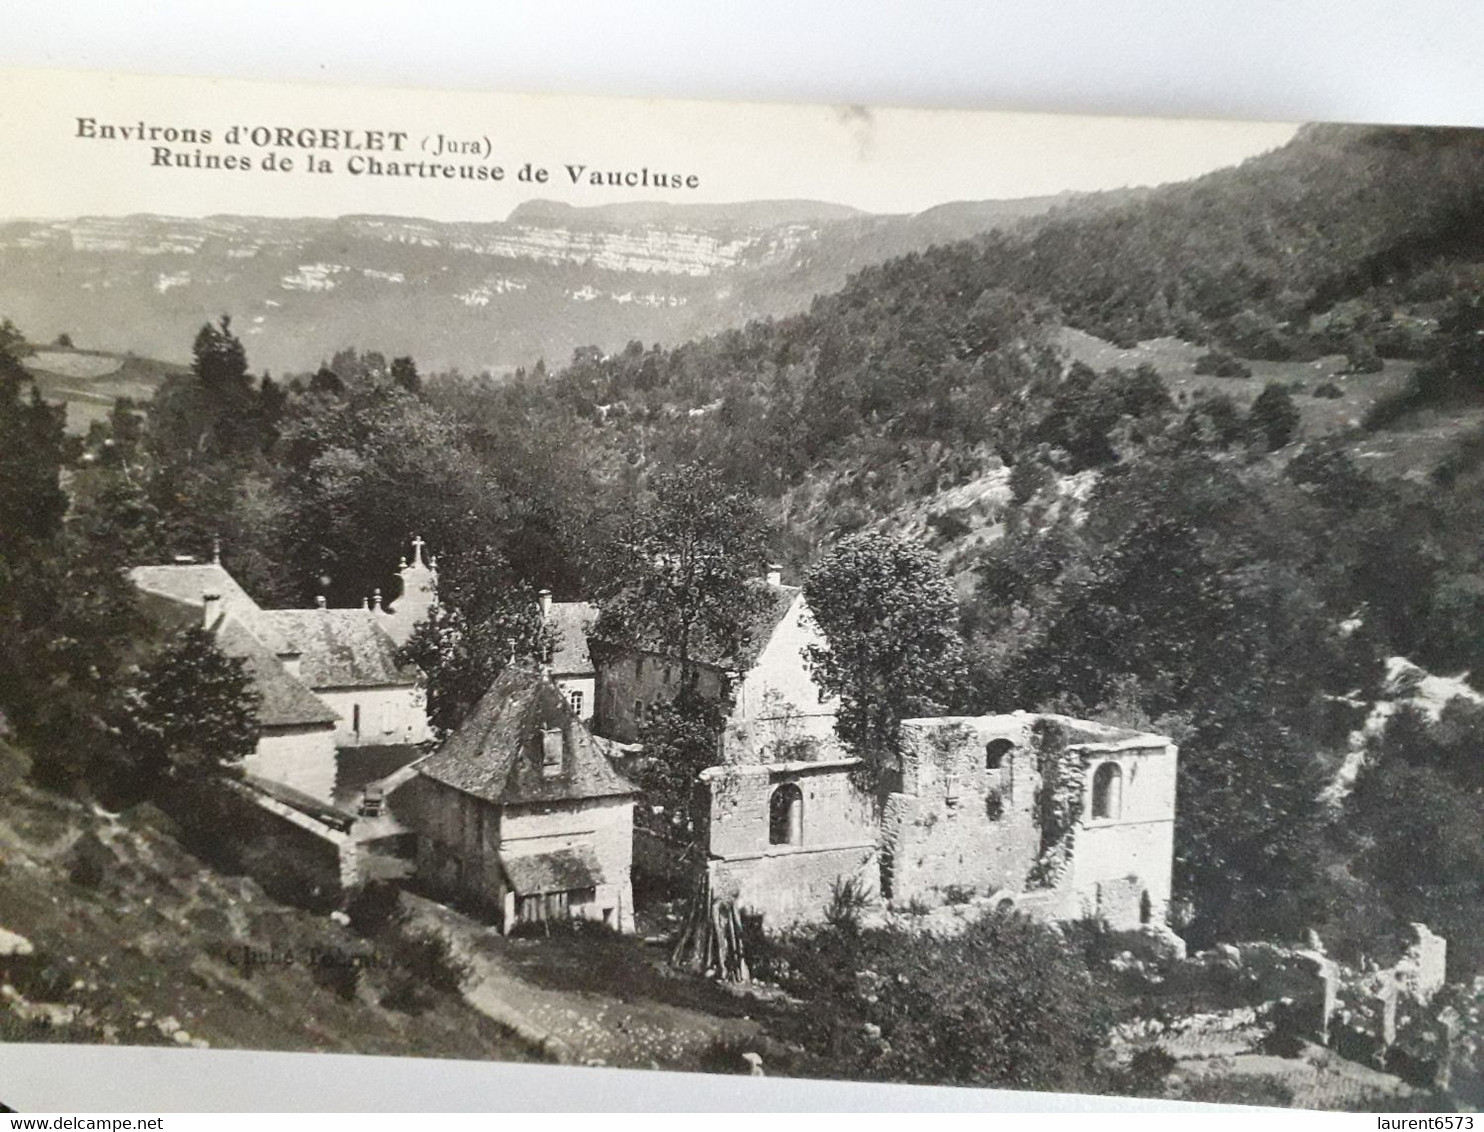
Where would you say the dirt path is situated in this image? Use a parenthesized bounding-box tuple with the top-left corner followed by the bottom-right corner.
(403, 894, 767, 1070)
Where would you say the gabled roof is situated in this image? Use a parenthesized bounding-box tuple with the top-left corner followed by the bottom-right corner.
(596, 580, 801, 671)
(548, 600, 596, 676)
(129, 563, 262, 620)
(417, 664, 635, 806)
(210, 617, 340, 729)
(256, 608, 419, 689)
(132, 587, 338, 730)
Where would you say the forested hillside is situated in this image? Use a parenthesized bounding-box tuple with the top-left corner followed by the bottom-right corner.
(6, 120, 1484, 968)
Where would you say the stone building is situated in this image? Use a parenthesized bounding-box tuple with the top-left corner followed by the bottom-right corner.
(255, 607, 430, 748)
(128, 537, 437, 803)
(378, 536, 438, 648)
(130, 578, 341, 800)
(540, 590, 598, 724)
(392, 664, 638, 933)
(700, 710, 1178, 932)
(592, 567, 840, 751)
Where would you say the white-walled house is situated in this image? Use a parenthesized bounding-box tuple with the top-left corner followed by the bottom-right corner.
(592, 567, 840, 753)
(257, 608, 430, 748)
(392, 664, 638, 933)
(129, 580, 340, 801)
(128, 539, 437, 804)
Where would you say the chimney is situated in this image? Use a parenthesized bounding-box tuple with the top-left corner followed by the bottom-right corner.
(538, 588, 553, 619)
(202, 591, 222, 629)
(766, 563, 783, 586)
(277, 650, 303, 679)
(315, 594, 327, 610)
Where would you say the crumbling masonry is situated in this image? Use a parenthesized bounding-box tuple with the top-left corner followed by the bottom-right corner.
(700, 711, 1178, 931)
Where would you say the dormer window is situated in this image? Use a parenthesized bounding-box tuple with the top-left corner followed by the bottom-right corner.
(540, 727, 564, 777)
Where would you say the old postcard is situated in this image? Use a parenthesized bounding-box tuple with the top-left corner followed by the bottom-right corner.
(0, 67, 1481, 1112)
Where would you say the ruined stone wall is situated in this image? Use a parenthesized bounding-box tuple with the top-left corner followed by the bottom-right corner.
(702, 712, 1179, 933)
(1067, 740, 1178, 928)
(884, 715, 1043, 904)
(703, 759, 878, 928)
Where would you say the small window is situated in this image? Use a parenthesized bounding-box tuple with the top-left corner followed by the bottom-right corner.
(569, 689, 584, 716)
(541, 728, 564, 777)
(1091, 762, 1123, 820)
(633, 699, 645, 725)
(351, 704, 361, 736)
(985, 738, 1015, 770)
(769, 782, 803, 846)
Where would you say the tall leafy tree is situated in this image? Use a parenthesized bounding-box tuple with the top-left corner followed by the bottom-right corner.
(594, 462, 772, 688)
(119, 626, 261, 784)
(398, 544, 549, 736)
(803, 531, 965, 770)
(0, 321, 142, 789)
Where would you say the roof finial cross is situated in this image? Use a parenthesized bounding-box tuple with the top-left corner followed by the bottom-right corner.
(411, 534, 426, 568)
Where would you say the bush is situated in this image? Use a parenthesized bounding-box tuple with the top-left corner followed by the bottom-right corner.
(1124, 1046, 1177, 1095)
(392, 928, 470, 996)
(67, 833, 111, 890)
(1008, 459, 1053, 505)
(824, 875, 874, 931)
(1194, 351, 1252, 379)
(346, 880, 405, 937)
(1312, 381, 1344, 399)
(768, 909, 1111, 1091)
(942, 884, 975, 906)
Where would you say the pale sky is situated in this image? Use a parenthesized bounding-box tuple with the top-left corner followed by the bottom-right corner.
(0, 68, 1299, 221)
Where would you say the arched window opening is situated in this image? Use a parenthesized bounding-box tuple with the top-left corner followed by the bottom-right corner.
(985, 738, 1015, 770)
(769, 782, 803, 846)
(1140, 889, 1153, 925)
(1091, 762, 1123, 820)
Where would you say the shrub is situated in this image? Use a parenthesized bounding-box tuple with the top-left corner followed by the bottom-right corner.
(346, 880, 405, 937)
(1008, 459, 1053, 505)
(942, 884, 975, 906)
(1194, 351, 1252, 379)
(1312, 381, 1344, 399)
(824, 875, 874, 931)
(67, 833, 111, 890)
(392, 928, 470, 996)
(768, 909, 1111, 1091)
(1124, 1046, 1177, 1095)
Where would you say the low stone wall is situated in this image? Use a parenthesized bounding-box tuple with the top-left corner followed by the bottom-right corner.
(168, 779, 358, 911)
(708, 842, 878, 929)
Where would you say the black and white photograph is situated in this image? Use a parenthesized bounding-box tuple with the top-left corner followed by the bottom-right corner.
(0, 63, 1482, 1113)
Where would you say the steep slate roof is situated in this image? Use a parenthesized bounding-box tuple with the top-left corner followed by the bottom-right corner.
(211, 617, 340, 729)
(417, 665, 635, 806)
(548, 600, 596, 675)
(132, 588, 338, 730)
(597, 580, 801, 671)
(256, 609, 419, 689)
(129, 563, 262, 620)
